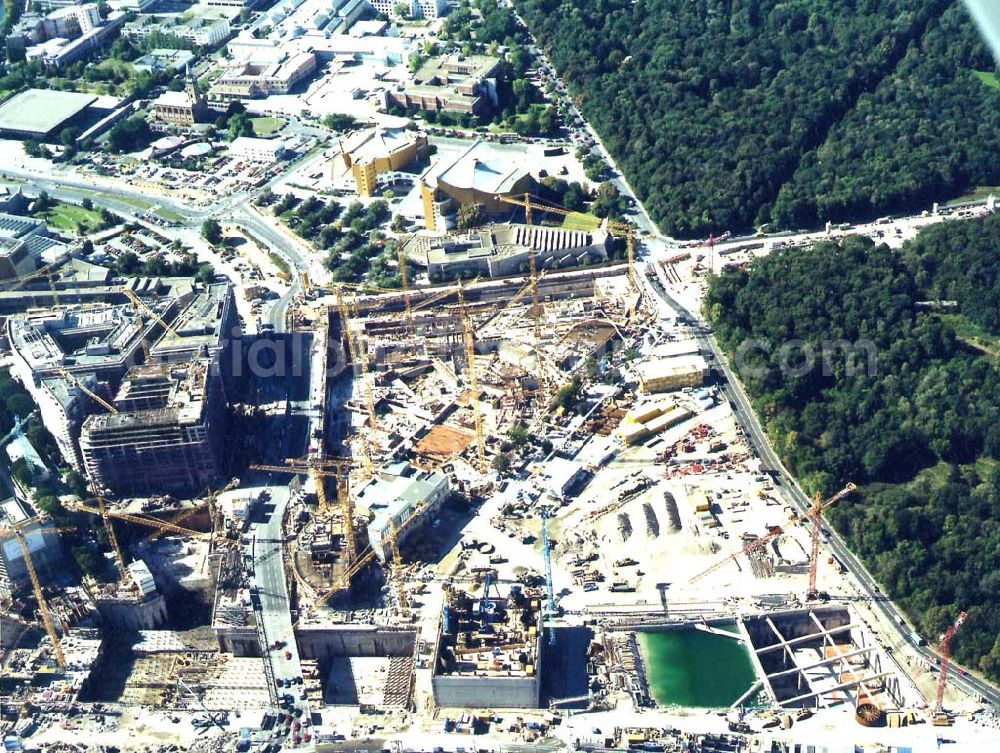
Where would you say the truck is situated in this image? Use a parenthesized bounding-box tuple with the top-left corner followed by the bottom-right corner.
(909, 629, 926, 647)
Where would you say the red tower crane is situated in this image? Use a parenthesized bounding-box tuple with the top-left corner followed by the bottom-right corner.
(933, 611, 968, 723)
(689, 483, 856, 585)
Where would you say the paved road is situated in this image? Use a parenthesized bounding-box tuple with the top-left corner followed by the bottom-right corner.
(641, 263, 1000, 711)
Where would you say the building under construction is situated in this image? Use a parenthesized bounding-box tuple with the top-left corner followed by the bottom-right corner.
(325, 267, 638, 475)
(7, 280, 235, 472)
(404, 222, 611, 280)
(432, 582, 544, 708)
(92, 559, 169, 630)
(79, 359, 225, 495)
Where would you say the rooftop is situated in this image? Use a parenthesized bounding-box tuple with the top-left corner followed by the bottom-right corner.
(340, 126, 422, 165)
(0, 89, 97, 136)
(426, 140, 528, 195)
(409, 222, 609, 266)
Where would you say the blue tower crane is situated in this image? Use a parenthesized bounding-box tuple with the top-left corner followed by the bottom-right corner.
(540, 507, 556, 646)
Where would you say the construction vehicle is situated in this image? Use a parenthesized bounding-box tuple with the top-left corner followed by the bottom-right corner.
(689, 483, 856, 584)
(0, 519, 65, 669)
(932, 611, 968, 726)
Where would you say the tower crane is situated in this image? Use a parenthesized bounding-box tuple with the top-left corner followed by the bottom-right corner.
(334, 289, 374, 477)
(0, 521, 66, 669)
(386, 522, 409, 618)
(932, 611, 968, 725)
(301, 500, 432, 619)
(67, 500, 212, 540)
(496, 192, 638, 290)
(395, 236, 416, 337)
(121, 288, 184, 362)
(540, 507, 556, 646)
(350, 298, 380, 448)
(251, 457, 356, 563)
(57, 368, 117, 414)
(96, 495, 128, 583)
(689, 483, 856, 584)
(456, 281, 486, 470)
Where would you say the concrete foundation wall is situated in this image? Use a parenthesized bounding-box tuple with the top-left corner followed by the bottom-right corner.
(296, 625, 416, 660)
(95, 593, 168, 630)
(432, 674, 539, 708)
(215, 625, 262, 657)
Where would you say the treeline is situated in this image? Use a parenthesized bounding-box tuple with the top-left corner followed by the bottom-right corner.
(513, 0, 1000, 237)
(704, 215, 1000, 680)
(771, 4, 1000, 228)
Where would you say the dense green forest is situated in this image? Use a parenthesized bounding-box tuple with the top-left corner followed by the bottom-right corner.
(514, 0, 1000, 237)
(703, 214, 1000, 680)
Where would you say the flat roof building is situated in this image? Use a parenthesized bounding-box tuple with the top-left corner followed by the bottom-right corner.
(0, 499, 64, 591)
(359, 463, 449, 562)
(406, 222, 610, 281)
(0, 89, 97, 140)
(388, 55, 500, 119)
(637, 355, 710, 393)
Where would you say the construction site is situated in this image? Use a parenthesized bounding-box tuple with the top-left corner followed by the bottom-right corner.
(2, 192, 997, 753)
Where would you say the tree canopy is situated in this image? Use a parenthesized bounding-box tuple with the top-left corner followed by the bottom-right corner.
(704, 214, 1000, 680)
(514, 0, 1000, 237)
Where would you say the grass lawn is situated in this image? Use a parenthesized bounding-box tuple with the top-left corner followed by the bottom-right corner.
(251, 117, 285, 136)
(972, 70, 1000, 90)
(561, 211, 601, 231)
(40, 202, 104, 234)
(952, 185, 1000, 204)
(939, 313, 1000, 359)
(110, 194, 154, 210)
(154, 207, 185, 222)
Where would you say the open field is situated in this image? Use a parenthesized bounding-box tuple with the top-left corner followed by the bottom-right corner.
(561, 211, 600, 231)
(40, 201, 104, 234)
(251, 117, 285, 136)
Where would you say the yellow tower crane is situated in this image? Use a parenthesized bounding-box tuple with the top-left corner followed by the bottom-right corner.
(57, 368, 117, 414)
(67, 500, 212, 541)
(386, 522, 409, 618)
(121, 288, 184, 362)
(334, 289, 374, 477)
(349, 299, 379, 448)
(299, 498, 431, 621)
(395, 236, 416, 337)
(497, 192, 638, 290)
(456, 281, 486, 470)
(251, 457, 356, 564)
(96, 495, 128, 583)
(1, 521, 66, 669)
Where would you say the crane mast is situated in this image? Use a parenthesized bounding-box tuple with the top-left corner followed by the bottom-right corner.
(7, 526, 65, 669)
(396, 238, 416, 337)
(934, 611, 968, 721)
(456, 282, 486, 469)
(540, 508, 556, 646)
(97, 495, 128, 583)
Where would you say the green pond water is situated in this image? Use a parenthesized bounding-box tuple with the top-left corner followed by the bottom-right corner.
(637, 627, 758, 708)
